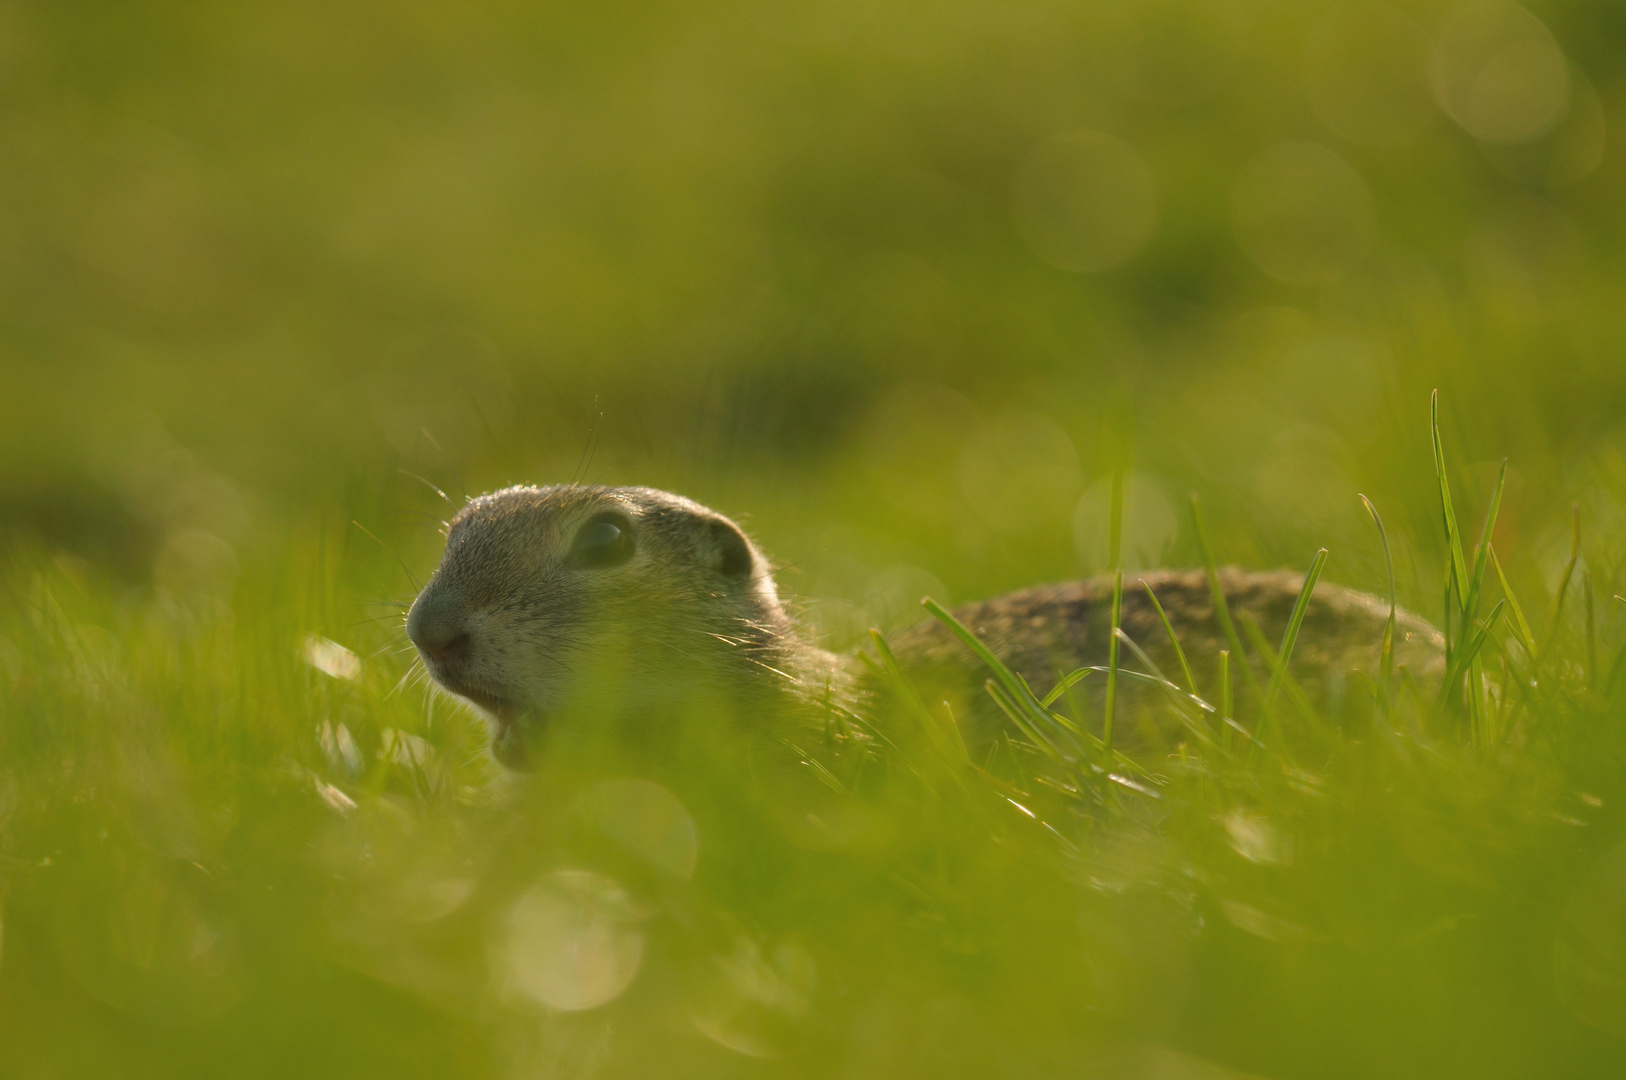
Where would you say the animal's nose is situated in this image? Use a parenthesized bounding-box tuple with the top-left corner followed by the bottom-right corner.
(407, 596, 472, 666)
(420, 630, 471, 664)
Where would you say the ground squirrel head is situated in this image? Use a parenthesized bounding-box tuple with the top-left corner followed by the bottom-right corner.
(406, 485, 793, 767)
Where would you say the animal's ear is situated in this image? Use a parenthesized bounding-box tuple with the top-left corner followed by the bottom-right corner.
(701, 516, 755, 580)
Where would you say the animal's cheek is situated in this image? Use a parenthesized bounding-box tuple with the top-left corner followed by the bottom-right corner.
(498, 618, 571, 665)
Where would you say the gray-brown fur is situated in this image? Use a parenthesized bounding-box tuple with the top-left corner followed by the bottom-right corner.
(407, 485, 847, 766)
(406, 486, 1442, 768)
(876, 569, 1443, 752)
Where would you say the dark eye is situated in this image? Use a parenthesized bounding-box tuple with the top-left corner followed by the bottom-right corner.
(570, 513, 634, 568)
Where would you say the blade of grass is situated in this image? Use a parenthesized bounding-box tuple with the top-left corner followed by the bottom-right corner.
(1113, 628, 1217, 715)
(1104, 568, 1124, 761)
(1238, 610, 1318, 730)
(1190, 493, 1263, 705)
(1431, 389, 1470, 605)
(1606, 604, 1626, 698)
(1443, 552, 1456, 670)
(1539, 504, 1581, 664)
(984, 679, 1064, 760)
(1438, 600, 1506, 711)
(852, 653, 916, 757)
(1102, 474, 1125, 765)
(1039, 668, 1091, 710)
(1036, 669, 1175, 778)
(1461, 463, 1507, 738)
(1061, 667, 1089, 747)
(1111, 628, 1222, 751)
(1585, 569, 1597, 691)
(921, 597, 1029, 711)
(1141, 580, 1199, 697)
(1108, 471, 1124, 569)
(797, 753, 849, 795)
(1266, 549, 1329, 707)
(1490, 546, 1536, 657)
(1465, 459, 1508, 624)
(921, 597, 1073, 754)
(867, 629, 969, 767)
(1359, 494, 1398, 691)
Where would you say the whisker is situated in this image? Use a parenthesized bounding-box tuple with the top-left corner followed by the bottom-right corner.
(419, 428, 468, 502)
(388, 657, 426, 700)
(399, 469, 454, 507)
(351, 520, 422, 592)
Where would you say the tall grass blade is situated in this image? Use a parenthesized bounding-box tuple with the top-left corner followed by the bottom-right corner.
(1585, 569, 1597, 691)
(921, 597, 1071, 755)
(1608, 600, 1626, 697)
(867, 629, 969, 767)
(1490, 546, 1536, 657)
(1111, 629, 1221, 749)
(1038, 668, 1091, 709)
(1359, 494, 1399, 690)
(1439, 600, 1506, 711)
(1104, 568, 1124, 760)
(1239, 610, 1317, 728)
(1190, 492, 1262, 703)
(1462, 459, 1507, 736)
(1141, 580, 1199, 696)
(1465, 459, 1508, 624)
(1430, 389, 1470, 603)
(984, 679, 1063, 760)
(1540, 504, 1581, 663)
(1267, 549, 1329, 706)
(1108, 471, 1124, 569)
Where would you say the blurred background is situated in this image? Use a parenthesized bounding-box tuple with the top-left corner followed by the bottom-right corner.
(6, 1, 1626, 1076)
(3, 0, 1623, 620)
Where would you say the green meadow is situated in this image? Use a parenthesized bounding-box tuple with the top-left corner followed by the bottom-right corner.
(5, 0, 1626, 1075)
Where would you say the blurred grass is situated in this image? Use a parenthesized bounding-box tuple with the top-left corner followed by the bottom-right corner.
(5, 0, 1626, 1075)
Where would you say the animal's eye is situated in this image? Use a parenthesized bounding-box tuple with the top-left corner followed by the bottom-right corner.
(570, 513, 634, 568)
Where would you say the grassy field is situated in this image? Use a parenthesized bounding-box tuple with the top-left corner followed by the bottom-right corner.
(5, 0, 1626, 1076)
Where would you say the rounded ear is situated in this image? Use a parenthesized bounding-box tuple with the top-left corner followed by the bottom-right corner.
(702, 516, 755, 580)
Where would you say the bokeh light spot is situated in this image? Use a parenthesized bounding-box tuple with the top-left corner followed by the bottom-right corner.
(1230, 141, 1374, 287)
(1432, 0, 1571, 144)
(1223, 810, 1291, 866)
(580, 779, 699, 881)
(1218, 899, 1322, 945)
(691, 936, 817, 1057)
(1012, 131, 1157, 274)
(317, 720, 364, 777)
(394, 874, 476, 924)
(958, 410, 1082, 533)
(1087, 0, 1251, 104)
(860, 564, 949, 634)
(154, 529, 238, 598)
(303, 635, 361, 681)
(1482, 66, 1606, 187)
(497, 870, 645, 1012)
(1074, 475, 1177, 574)
(1464, 194, 1581, 308)
(1306, 3, 1437, 147)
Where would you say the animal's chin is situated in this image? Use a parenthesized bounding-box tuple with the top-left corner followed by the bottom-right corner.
(490, 720, 535, 770)
(458, 690, 545, 771)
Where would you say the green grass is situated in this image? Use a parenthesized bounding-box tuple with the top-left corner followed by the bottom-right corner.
(4, 0, 1626, 1073)
(5, 416, 1626, 1079)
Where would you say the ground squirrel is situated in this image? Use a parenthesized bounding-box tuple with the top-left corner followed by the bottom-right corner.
(406, 485, 1443, 768)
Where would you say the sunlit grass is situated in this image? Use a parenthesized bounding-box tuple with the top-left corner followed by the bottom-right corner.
(2, 0, 1626, 1073)
(4, 412, 1626, 1078)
